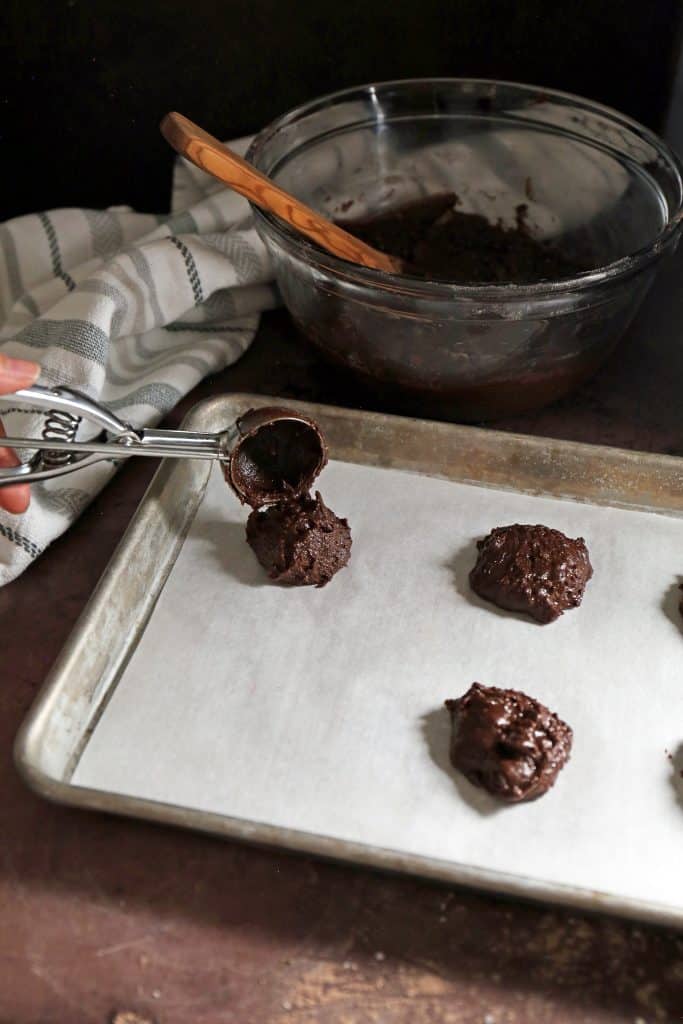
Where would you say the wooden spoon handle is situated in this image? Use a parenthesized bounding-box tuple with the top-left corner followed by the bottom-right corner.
(160, 112, 402, 274)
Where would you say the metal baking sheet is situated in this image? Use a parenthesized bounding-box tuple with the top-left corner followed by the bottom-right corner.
(16, 394, 683, 928)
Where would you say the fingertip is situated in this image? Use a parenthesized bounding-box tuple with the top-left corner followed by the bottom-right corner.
(0, 484, 31, 515)
(0, 354, 41, 393)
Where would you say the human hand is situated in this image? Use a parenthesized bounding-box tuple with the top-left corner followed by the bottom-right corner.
(0, 354, 41, 514)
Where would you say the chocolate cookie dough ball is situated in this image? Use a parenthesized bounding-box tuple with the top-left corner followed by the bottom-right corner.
(469, 524, 592, 624)
(445, 683, 573, 803)
(246, 491, 351, 587)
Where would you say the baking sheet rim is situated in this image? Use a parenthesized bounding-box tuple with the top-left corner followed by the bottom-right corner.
(15, 752, 683, 929)
(14, 392, 683, 931)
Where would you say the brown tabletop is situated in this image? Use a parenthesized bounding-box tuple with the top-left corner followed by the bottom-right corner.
(2, 251, 683, 1024)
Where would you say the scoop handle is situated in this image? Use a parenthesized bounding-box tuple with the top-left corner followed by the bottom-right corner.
(160, 112, 403, 274)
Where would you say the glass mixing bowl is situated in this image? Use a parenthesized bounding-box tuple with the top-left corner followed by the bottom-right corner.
(246, 79, 683, 420)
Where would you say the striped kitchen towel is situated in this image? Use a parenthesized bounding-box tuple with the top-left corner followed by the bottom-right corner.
(0, 137, 278, 585)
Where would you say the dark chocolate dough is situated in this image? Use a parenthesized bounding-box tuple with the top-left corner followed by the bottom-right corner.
(224, 407, 327, 508)
(445, 682, 573, 802)
(246, 491, 351, 587)
(338, 195, 586, 284)
(470, 524, 593, 624)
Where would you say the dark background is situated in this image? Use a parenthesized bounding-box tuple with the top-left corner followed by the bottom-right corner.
(2, 0, 682, 220)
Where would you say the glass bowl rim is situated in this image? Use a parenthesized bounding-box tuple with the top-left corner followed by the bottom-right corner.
(245, 76, 683, 300)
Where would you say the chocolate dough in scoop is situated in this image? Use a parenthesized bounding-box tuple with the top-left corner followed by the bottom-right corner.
(225, 408, 328, 509)
(222, 407, 351, 587)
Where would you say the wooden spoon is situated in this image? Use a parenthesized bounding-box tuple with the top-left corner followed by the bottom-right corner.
(160, 112, 403, 274)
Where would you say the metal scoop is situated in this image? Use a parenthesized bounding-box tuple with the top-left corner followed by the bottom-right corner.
(0, 385, 327, 507)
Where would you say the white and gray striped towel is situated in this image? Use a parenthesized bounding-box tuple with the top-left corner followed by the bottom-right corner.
(0, 137, 279, 586)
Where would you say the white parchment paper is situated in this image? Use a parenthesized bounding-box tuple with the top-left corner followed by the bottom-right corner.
(74, 460, 683, 911)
